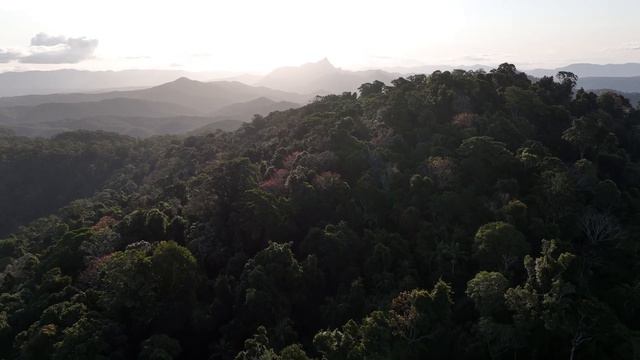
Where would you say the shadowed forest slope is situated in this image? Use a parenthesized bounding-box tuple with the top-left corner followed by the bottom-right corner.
(2, 64, 640, 360)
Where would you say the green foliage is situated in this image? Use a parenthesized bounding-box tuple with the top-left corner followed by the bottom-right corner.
(2, 65, 640, 359)
(235, 326, 310, 360)
(314, 281, 454, 360)
(473, 222, 530, 272)
(138, 334, 182, 360)
(466, 271, 509, 316)
(0, 131, 137, 237)
(97, 241, 197, 334)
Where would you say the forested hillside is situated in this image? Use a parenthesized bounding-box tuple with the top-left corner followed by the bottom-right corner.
(2, 64, 640, 359)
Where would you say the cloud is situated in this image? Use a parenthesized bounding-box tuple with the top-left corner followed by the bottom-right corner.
(19, 33, 99, 64)
(0, 49, 21, 63)
(0, 33, 99, 64)
(611, 43, 640, 52)
(30, 33, 68, 47)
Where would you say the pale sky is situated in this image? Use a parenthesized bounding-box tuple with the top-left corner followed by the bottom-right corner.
(1, 0, 639, 73)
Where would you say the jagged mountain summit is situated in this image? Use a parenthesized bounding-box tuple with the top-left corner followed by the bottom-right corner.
(256, 58, 398, 94)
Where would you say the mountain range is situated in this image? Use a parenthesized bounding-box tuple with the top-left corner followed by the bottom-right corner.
(4, 60, 640, 138)
(528, 63, 640, 78)
(0, 78, 305, 137)
(6, 61, 640, 98)
(0, 69, 235, 97)
(0, 59, 399, 98)
(0, 77, 308, 112)
(576, 77, 640, 94)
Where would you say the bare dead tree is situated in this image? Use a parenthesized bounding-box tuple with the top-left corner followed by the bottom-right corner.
(569, 330, 592, 360)
(577, 211, 621, 283)
(569, 313, 594, 360)
(579, 211, 620, 245)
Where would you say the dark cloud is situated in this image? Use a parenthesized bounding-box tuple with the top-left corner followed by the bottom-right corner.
(0, 49, 22, 63)
(12, 33, 99, 64)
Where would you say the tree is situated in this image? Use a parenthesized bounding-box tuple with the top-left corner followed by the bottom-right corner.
(458, 137, 518, 193)
(388, 282, 453, 346)
(473, 222, 530, 272)
(490, 63, 531, 89)
(466, 271, 509, 316)
(187, 157, 257, 222)
(562, 115, 609, 159)
(138, 334, 182, 360)
(145, 209, 168, 242)
(504, 240, 578, 357)
(579, 211, 620, 246)
(235, 326, 311, 360)
(97, 241, 198, 334)
(314, 281, 453, 360)
(358, 80, 385, 97)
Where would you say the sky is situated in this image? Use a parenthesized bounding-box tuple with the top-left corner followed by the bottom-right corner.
(1, 0, 640, 73)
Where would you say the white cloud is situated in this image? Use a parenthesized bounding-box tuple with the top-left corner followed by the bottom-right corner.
(20, 33, 98, 64)
(0, 33, 99, 65)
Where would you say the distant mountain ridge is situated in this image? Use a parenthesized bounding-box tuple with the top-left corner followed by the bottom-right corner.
(256, 58, 399, 94)
(5, 60, 640, 138)
(0, 78, 309, 137)
(5, 61, 640, 98)
(382, 64, 493, 74)
(528, 63, 640, 78)
(0, 98, 197, 124)
(576, 76, 640, 93)
(0, 69, 235, 97)
(0, 78, 309, 113)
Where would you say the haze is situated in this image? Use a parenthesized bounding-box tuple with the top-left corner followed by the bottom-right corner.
(2, 0, 640, 73)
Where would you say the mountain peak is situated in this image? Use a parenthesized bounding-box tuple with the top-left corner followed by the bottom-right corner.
(153, 76, 203, 91)
(308, 57, 335, 70)
(256, 57, 397, 94)
(318, 57, 332, 65)
(173, 76, 196, 83)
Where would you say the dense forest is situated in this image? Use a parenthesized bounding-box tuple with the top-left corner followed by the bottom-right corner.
(2, 64, 640, 359)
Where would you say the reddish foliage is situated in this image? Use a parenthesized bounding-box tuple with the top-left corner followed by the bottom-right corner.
(452, 112, 478, 128)
(426, 156, 457, 185)
(312, 171, 342, 190)
(283, 151, 303, 169)
(259, 168, 289, 192)
(79, 253, 114, 285)
(92, 215, 117, 231)
(371, 127, 394, 146)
